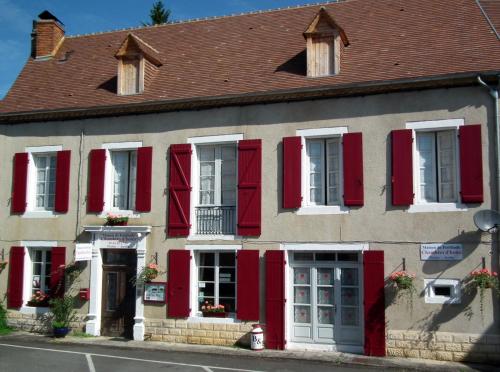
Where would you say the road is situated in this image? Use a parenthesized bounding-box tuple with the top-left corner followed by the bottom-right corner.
(0, 335, 385, 372)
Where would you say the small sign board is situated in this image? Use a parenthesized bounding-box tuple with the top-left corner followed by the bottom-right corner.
(144, 282, 166, 303)
(75, 244, 92, 261)
(99, 233, 139, 249)
(420, 244, 463, 261)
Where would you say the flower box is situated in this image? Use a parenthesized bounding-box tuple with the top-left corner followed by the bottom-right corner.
(202, 311, 227, 318)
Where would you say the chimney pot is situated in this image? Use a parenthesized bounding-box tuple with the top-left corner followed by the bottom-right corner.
(31, 10, 65, 59)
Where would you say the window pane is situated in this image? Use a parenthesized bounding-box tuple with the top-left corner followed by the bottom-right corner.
(337, 253, 358, 262)
(199, 282, 215, 297)
(318, 307, 334, 324)
(112, 151, 130, 209)
(294, 267, 310, 284)
(318, 287, 334, 305)
(294, 287, 310, 304)
(219, 283, 235, 297)
(317, 268, 334, 285)
(316, 253, 335, 261)
(294, 252, 313, 262)
(199, 146, 215, 161)
(341, 288, 359, 306)
(199, 267, 214, 281)
(437, 131, 456, 202)
(219, 298, 235, 312)
(341, 268, 358, 286)
(341, 307, 359, 326)
(308, 140, 324, 205)
(417, 133, 437, 202)
(219, 252, 235, 267)
(199, 252, 215, 266)
(219, 268, 235, 283)
(294, 306, 311, 323)
(129, 151, 137, 210)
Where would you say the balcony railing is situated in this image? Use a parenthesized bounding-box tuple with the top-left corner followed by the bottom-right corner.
(195, 206, 236, 235)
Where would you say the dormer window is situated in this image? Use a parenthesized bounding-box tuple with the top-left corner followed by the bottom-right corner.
(304, 7, 349, 78)
(115, 33, 162, 96)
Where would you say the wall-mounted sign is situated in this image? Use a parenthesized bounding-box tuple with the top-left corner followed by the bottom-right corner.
(144, 282, 166, 303)
(99, 233, 139, 249)
(75, 244, 92, 261)
(420, 244, 463, 261)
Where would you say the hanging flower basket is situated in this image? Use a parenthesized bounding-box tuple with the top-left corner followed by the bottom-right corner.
(468, 269, 499, 317)
(390, 271, 416, 290)
(105, 214, 129, 226)
(133, 262, 163, 285)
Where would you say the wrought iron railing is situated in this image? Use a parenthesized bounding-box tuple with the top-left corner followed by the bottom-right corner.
(195, 206, 236, 235)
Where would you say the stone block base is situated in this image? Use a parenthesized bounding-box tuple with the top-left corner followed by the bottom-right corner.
(7, 310, 86, 334)
(387, 330, 500, 364)
(144, 319, 253, 347)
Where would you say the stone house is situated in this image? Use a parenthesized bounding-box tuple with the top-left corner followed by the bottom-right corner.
(1, 0, 500, 364)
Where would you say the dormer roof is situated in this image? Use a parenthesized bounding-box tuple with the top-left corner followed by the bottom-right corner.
(303, 7, 349, 46)
(115, 33, 162, 67)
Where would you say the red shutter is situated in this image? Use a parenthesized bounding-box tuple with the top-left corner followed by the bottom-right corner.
(167, 250, 191, 318)
(50, 247, 66, 298)
(7, 247, 25, 308)
(343, 132, 364, 206)
(168, 144, 192, 237)
(265, 250, 285, 350)
(459, 125, 483, 203)
(11, 153, 29, 214)
(363, 250, 386, 357)
(283, 136, 302, 209)
(87, 149, 106, 213)
(135, 146, 153, 212)
(391, 129, 413, 205)
(55, 150, 71, 213)
(237, 250, 260, 321)
(238, 139, 262, 236)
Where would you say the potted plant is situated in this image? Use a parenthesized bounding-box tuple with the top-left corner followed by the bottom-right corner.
(105, 213, 129, 226)
(27, 291, 50, 307)
(49, 296, 77, 338)
(141, 263, 160, 283)
(468, 269, 499, 317)
(201, 301, 227, 318)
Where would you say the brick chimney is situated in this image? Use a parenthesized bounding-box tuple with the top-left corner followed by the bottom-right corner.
(31, 11, 65, 59)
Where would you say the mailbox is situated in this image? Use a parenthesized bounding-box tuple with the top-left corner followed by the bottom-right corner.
(79, 288, 90, 301)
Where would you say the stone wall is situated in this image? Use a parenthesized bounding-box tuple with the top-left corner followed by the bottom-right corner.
(144, 319, 253, 347)
(387, 330, 500, 364)
(7, 310, 86, 334)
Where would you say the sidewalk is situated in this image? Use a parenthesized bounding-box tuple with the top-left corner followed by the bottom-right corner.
(2, 331, 495, 371)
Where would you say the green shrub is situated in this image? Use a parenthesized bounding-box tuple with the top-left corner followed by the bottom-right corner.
(0, 301, 7, 329)
(49, 296, 77, 328)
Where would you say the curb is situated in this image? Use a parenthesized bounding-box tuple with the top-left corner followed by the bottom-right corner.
(1, 332, 495, 371)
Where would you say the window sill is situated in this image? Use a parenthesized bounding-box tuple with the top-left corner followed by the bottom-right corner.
(408, 203, 467, 213)
(296, 205, 349, 215)
(20, 306, 50, 315)
(99, 210, 140, 218)
(187, 315, 239, 324)
(22, 211, 57, 219)
(187, 235, 240, 241)
(425, 297, 461, 304)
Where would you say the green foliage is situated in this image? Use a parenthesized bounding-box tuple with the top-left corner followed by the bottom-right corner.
(49, 296, 77, 328)
(144, 1, 171, 26)
(0, 299, 13, 334)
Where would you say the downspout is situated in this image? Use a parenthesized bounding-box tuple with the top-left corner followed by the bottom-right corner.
(477, 76, 500, 211)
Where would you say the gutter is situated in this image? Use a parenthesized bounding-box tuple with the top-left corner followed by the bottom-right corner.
(1, 71, 500, 124)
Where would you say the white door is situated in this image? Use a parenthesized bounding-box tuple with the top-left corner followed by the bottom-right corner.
(290, 252, 362, 346)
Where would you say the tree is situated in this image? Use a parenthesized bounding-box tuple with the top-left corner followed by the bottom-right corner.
(144, 1, 171, 26)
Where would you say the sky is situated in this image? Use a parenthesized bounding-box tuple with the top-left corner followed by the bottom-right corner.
(0, 0, 328, 99)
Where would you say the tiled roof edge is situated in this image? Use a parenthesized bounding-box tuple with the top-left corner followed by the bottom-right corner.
(1, 71, 499, 124)
(476, 0, 500, 40)
(66, 0, 344, 38)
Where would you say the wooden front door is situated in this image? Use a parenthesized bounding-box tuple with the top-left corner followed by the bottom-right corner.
(101, 250, 136, 338)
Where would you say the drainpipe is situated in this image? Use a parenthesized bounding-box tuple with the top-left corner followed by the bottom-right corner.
(477, 76, 500, 211)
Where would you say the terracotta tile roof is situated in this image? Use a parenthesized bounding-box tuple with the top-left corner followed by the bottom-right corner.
(479, 0, 500, 38)
(1, 0, 500, 117)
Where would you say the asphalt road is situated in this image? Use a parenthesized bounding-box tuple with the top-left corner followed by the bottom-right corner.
(0, 335, 384, 372)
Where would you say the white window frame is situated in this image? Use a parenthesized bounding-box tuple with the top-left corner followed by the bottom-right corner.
(424, 278, 461, 304)
(296, 127, 349, 215)
(406, 119, 467, 213)
(23, 145, 62, 219)
(187, 245, 241, 323)
(20, 241, 57, 314)
(187, 134, 243, 240)
(101, 141, 142, 217)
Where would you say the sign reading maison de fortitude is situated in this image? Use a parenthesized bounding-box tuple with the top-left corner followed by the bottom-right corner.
(420, 243, 463, 261)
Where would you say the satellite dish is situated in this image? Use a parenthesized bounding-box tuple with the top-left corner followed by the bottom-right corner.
(473, 210, 500, 233)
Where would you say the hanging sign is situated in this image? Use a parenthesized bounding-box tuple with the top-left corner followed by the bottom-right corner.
(75, 244, 92, 261)
(420, 244, 463, 261)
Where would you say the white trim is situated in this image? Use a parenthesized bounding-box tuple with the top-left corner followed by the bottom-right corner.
(187, 134, 243, 144)
(424, 278, 461, 304)
(187, 235, 240, 241)
(25, 145, 62, 153)
(19, 306, 50, 315)
(287, 342, 363, 353)
(83, 225, 151, 234)
(405, 118, 464, 130)
(22, 211, 57, 219)
(101, 142, 143, 150)
(296, 127, 348, 137)
(185, 244, 242, 251)
(408, 203, 467, 213)
(187, 316, 239, 324)
(281, 243, 368, 251)
(296, 206, 349, 215)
